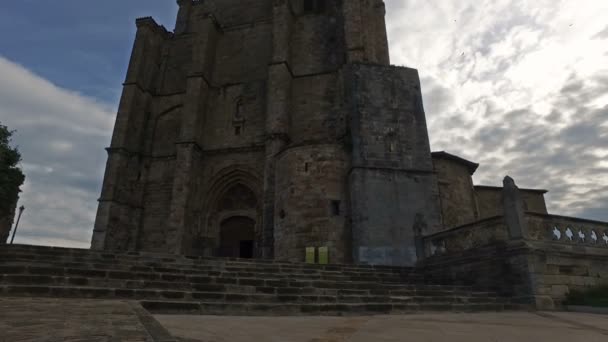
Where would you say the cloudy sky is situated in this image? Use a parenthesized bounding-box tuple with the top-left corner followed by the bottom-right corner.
(0, 1, 606, 248)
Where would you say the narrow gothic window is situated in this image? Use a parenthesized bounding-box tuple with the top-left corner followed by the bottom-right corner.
(235, 99, 244, 120)
(234, 126, 241, 136)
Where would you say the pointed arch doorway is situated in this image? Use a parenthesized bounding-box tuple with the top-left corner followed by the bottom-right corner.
(204, 178, 262, 259)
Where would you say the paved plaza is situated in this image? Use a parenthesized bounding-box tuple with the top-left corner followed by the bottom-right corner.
(1, 297, 608, 341)
(157, 311, 608, 342)
(0, 298, 174, 342)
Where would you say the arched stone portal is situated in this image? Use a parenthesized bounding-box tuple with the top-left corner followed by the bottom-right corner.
(202, 176, 262, 258)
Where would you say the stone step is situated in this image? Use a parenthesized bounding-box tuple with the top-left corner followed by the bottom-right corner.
(0, 246, 413, 273)
(0, 255, 421, 281)
(0, 245, 513, 316)
(139, 300, 510, 316)
(0, 260, 420, 284)
(0, 273, 474, 294)
(0, 285, 505, 306)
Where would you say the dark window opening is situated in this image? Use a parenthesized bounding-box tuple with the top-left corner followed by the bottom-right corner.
(279, 209, 286, 219)
(303, 0, 314, 12)
(331, 200, 341, 216)
(303, 0, 324, 13)
(235, 99, 244, 120)
(305, 162, 310, 172)
(235, 126, 241, 136)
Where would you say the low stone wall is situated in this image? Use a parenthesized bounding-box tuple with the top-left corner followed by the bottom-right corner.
(524, 213, 608, 308)
(420, 213, 608, 310)
(420, 241, 534, 301)
(421, 218, 535, 303)
(422, 216, 509, 257)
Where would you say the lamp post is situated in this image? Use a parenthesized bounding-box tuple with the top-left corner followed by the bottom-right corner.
(10, 205, 25, 245)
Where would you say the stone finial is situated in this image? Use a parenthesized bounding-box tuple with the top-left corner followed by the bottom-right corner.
(503, 175, 516, 188)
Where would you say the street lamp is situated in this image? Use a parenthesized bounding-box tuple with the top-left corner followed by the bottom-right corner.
(10, 205, 25, 245)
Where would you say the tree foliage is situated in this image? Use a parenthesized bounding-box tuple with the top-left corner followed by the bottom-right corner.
(0, 123, 25, 215)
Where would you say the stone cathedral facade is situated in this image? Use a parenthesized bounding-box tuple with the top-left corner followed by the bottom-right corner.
(92, 0, 608, 281)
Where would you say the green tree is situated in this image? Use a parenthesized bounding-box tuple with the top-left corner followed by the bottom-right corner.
(0, 123, 25, 216)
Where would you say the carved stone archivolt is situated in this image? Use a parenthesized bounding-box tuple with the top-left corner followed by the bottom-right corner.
(196, 166, 263, 257)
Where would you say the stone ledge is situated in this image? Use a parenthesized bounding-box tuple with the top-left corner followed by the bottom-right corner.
(566, 305, 608, 315)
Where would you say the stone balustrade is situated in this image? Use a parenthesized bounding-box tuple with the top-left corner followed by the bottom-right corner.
(526, 213, 608, 247)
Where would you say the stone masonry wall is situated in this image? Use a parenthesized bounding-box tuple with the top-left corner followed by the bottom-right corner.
(433, 157, 478, 230)
(422, 213, 608, 309)
(524, 213, 608, 308)
(526, 243, 608, 309)
(475, 187, 548, 220)
(192, 0, 273, 28)
(421, 241, 537, 304)
(290, 74, 345, 145)
(274, 145, 350, 263)
(290, 1, 345, 75)
(202, 82, 267, 150)
(212, 24, 272, 85)
(347, 63, 442, 266)
(423, 216, 510, 258)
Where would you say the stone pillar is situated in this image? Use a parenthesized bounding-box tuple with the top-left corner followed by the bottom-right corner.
(342, 0, 390, 65)
(166, 17, 217, 255)
(92, 18, 167, 251)
(342, 0, 365, 63)
(261, 2, 294, 259)
(502, 176, 529, 239)
(367, 0, 390, 65)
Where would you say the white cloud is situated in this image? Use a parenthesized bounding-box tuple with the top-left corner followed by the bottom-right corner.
(0, 55, 114, 247)
(386, 0, 608, 221)
(1, 1, 607, 251)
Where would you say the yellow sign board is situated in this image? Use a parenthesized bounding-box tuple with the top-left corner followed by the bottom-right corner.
(318, 247, 329, 265)
(305, 247, 315, 264)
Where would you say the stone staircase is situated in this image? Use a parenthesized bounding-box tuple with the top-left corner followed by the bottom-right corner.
(0, 244, 514, 316)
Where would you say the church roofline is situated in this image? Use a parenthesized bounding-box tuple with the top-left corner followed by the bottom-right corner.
(431, 151, 479, 175)
(474, 185, 549, 194)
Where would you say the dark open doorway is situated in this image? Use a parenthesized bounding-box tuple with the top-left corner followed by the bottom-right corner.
(239, 240, 253, 259)
(219, 216, 255, 258)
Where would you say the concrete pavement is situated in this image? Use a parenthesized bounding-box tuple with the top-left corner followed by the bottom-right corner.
(156, 311, 608, 342)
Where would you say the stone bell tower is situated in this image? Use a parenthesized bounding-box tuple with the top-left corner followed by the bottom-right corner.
(92, 0, 441, 267)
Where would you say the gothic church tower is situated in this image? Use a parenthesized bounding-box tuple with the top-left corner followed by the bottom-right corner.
(92, 0, 441, 266)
